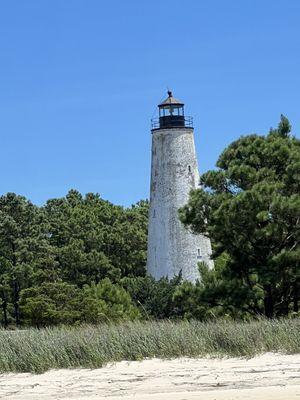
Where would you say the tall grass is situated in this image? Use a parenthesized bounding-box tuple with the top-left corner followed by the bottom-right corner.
(0, 319, 299, 373)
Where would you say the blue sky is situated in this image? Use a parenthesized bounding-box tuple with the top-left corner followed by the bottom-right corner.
(0, 1, 299, 206)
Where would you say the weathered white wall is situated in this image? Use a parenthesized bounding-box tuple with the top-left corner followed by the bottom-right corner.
(147, 127, 213, 282)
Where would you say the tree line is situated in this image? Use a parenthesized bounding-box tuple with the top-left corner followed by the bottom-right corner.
(0, 116, 299, 327)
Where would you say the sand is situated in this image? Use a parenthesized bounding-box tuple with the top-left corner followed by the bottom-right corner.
(0, 353, 300, 399)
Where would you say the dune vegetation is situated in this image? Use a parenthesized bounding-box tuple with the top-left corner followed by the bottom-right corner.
(1, 318, 300, 374)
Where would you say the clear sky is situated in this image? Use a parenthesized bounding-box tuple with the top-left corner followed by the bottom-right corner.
(0, 1, 299, 206)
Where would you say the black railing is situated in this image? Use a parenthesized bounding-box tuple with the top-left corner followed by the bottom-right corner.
(151, 116, 193, 130)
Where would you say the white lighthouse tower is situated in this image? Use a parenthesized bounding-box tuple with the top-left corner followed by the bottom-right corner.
(147, 91, 213, 282)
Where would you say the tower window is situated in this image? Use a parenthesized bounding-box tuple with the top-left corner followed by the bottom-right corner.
(188, 165, 191, 173)
(197, 248, 202, 259)
(153, 209, 156, 218)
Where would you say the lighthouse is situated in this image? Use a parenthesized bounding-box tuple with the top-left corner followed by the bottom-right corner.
(147, 91, 213, 282)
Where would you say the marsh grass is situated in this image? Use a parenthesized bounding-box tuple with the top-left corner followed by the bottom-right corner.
(0, 319, 299, 373)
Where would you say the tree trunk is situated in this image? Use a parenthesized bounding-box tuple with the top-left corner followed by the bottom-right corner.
(11, 243, 21, 326)
(264, 284, 274, 318)
(1, 291, 8, 328)
(293, 281, 299, 313)
(13, 280, 20, 326)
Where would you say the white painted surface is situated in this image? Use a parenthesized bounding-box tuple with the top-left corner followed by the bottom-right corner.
(147, 127, 213, 282)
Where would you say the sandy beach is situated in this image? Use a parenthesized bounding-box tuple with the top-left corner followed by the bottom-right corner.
(0, 353, 299, 399)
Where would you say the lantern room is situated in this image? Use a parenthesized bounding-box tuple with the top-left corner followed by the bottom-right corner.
(151, 91, 193, 130)
(158, 91, 184, 128)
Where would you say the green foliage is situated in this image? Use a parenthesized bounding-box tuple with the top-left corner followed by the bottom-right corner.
(122, 274, 183, 319)
(0, 193, 58, 327)
(20, 280, 140, 327)
(44, 191, 148, 285)
(0, 191, 148, 327)
(19, 282, 81, 327)
(81, 279, 140, 323)
(180, 116, 300, 318)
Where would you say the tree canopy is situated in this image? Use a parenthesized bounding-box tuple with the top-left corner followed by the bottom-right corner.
(180, 115, 300, 318)
(0, 192, 148, 327)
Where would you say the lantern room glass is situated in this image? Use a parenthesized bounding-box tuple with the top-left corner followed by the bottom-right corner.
(159, 105, 184, 117)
